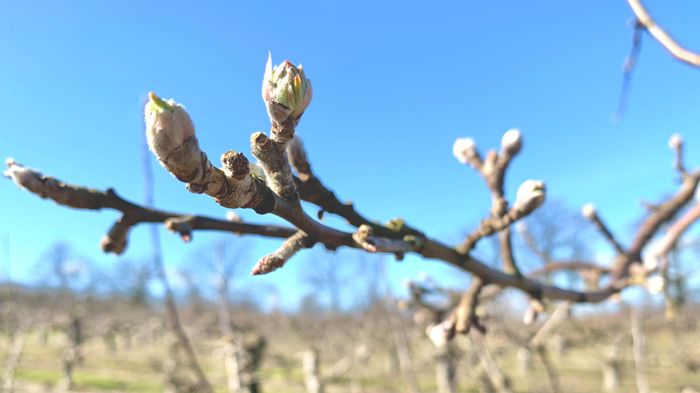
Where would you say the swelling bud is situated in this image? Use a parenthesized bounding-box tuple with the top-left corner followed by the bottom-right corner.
(453, 137, 477, 164)
(262, 53, 312, 125)
(514, 179, 546, 215)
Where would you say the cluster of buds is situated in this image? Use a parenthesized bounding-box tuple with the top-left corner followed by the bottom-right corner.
(262, 54, 313, 126)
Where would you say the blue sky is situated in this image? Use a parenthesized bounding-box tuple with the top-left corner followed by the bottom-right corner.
(2, 1, 699, 309)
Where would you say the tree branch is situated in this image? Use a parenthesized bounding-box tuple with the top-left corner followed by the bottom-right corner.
(628, 0, 700, 68)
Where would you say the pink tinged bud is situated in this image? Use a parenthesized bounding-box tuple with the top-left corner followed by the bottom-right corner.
(144, 92, 195, 158)
(452, 137, 476, 164)
(514, 179, 546, 213)
(262, 53, 313, 124)
(668, 133, 683, 150)
(500, 128, 522, 155)
(581, 203, 597, 220)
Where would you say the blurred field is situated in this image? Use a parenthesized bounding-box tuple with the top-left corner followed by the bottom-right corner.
(1, 309, 698, 393)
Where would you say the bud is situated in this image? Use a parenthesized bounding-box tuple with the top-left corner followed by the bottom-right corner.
(581, 203, 597, 220)
(452, 137, 476, 164)
(144, 92, 195, 158)
(668, 133, 683, 150)
(226, 211, 242, 222)
(646, 275, 665, 295)
(426, 322, 454, 348)
(523, 298, 543, 325)
(514, 179, 546, 214)
(3, 159, 42, 192)
(427, 324, 448, 347)
(262, 53, 312, 125)
(500, 128, 522, 156)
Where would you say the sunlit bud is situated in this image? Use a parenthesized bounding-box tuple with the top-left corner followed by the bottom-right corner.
(523, 306, 538, 326)
(643, 242, 661, 271)
(453, 137, 476, 164)
(646, 275, 665, 295)
(668, 133, 683, 150)
(3, 159, 42, 192)
(426, 322, 454, 348)
(145, 92, 195, 158)
(500, 128, 522, 156)
(523, 298, 543, 325)
(514, 179, 546, 214)
(581, 203, 597, 220)
(226, 211, 242, 223)
(262, 53, 312, 125)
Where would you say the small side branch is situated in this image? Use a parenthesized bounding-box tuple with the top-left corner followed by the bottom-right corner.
(628, 0, 700, 68)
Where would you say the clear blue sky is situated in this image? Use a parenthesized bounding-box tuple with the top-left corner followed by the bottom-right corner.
(2, 1, 699, 309)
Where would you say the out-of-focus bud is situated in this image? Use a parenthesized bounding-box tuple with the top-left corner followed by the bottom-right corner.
(426, 322, 454, 348)
(668, 133, 683, 150)
(145, 92, 195, 158)
(262, 53, 312, 125)
(500, 128, 522, 156)
(412, 310, 427, 324)
(514, 179, 546, 214)
(581, 203, 597, 220)
(226, 211, 242, 222)
(452, 137, 476, 164)
(643, 242, 661, 271)
(523, 306, 537, 325)
(646, 275, 665, 295)
(628, 262, 646, 284)
(3, 159, 42, 192)
(523, 298, 544, 325)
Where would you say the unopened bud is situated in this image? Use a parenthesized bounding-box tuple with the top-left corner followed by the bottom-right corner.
(581, 203, 597, 220)
(426, 321, 454, 348)
(523, 306, 538, 325)
(226, 211, 242, 222)
(646, 275, 665, 295)
(262, 53, 312, 125)
(514, 179, 546, 214)
(145, 92, 195, 159)
(668, 133, 683, 150)
(500, 128, 522, 156)
(453, 137, 476, 164)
